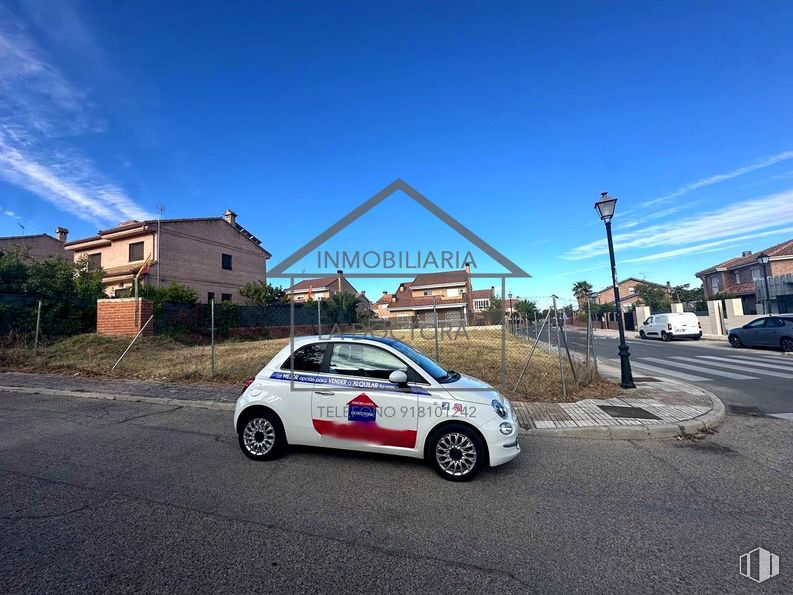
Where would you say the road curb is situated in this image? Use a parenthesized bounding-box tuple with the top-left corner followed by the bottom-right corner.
(0, 385, 236, 411)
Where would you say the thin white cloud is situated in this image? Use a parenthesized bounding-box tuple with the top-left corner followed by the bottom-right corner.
(621, 226, 793, 264)
(0, 7, 151, 224)
(642, 150, 793, 208)
(563, 189, 793, 261)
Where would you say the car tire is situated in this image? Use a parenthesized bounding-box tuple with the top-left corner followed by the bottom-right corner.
(729, 335, 743, 348)
(427, 424, 484, 482)
(639, 330, 646, 340)
(781, 337, 793, 353)
(238, 409, 286, 461)
(692, 335, 701, 341)
(661, 331, 671, 342)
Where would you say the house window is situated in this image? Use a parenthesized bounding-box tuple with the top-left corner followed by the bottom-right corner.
(474, 298, 490, 310)
(87, 253, 102, 270)
(734, 270, 741, 284)
(628, 287, 636, 294)
(222, 253, 232, 270)
(207, 292, 215, 303)
(751, 267, 762, 281)
(447, 288, 459, 297)
(422, 290, 431, 296)
(114, 287, 131, 298)
(128, 241, 144, 262)
(710, 276, 720, 294)
(221, 293, 232, 302)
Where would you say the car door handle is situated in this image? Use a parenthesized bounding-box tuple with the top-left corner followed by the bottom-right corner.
(315, 391, 335, 396)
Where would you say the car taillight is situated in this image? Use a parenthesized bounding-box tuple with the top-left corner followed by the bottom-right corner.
(242, 377, 254, 394)
(667, 323, 672, 330)
(698, 321, 701, 328)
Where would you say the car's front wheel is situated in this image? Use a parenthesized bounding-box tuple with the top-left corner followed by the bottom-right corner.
(661, 331, 671, 342)
(781, 337, 793, 353)
(729, 335, 743, 348)
(428, 424, 485, 482)
(639, 330, 647, 339)
(238, 409, 286, 461)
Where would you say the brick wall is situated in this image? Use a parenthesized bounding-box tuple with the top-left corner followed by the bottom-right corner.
(97, 298, 154, 336)
(770, 259, 793, 276)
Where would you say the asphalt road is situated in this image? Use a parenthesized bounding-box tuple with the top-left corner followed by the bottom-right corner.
(551, 329, 793, 416)
(1, 390, 791, 593)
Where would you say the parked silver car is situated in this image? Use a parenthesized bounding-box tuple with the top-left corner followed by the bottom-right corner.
(727, 316, 793, 352)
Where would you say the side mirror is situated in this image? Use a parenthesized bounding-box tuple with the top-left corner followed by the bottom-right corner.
(389, 370, 408, 386)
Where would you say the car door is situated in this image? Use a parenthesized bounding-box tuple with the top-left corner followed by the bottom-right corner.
(741, 318, 768, 346)
(761, 317, 786, 347)
(310, 342, 421, 455)
(642, 317, 653, 335)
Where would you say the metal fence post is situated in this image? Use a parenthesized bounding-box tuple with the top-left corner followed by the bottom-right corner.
(210, 298, 216, 378)
(432, 296, 439, 362)
(33, 299, 42, 357)
(317, 297, 322, 337)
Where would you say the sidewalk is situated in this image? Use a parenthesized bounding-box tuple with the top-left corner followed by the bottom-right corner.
(0, 368, 725, 440)
(512, 361, 724, 439)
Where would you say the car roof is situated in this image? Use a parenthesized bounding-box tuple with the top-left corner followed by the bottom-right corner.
(289, 334, 400, 346)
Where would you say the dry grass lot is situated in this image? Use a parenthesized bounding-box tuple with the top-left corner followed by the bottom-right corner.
(1, 328, 618, 402)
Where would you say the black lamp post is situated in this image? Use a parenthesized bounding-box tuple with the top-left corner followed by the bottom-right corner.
(595, 192, 635, 389)
(756, 252, 772, 314)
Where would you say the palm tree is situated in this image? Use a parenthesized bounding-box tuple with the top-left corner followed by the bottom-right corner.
(572, 280, 594, 309)
(325, 291, 361, 324)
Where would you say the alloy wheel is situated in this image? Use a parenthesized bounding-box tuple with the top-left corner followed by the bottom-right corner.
(435, 432, 477, 477)
(782, 337, 793, 353)
(243, 417, 276, 456)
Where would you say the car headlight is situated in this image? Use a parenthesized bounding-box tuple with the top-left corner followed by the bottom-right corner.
(492, 399, 507, 419)
(499, 422, 514, 435)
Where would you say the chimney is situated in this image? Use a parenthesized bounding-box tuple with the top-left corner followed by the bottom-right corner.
(337, 269, 343, 291)
(382, 290, 388, 295)
(741, 250, 752, 257)
(464, 262, 471, 275)
(55, 227, 69, 242)
(223, 209, 237, 225)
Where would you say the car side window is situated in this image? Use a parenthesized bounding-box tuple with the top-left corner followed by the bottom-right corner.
(644, 317, 652, 325)
(767, 318, 785, 328)
(281, 343, 327, 372)
(746, 319, 767, 328)
(328, 343, 408, 380)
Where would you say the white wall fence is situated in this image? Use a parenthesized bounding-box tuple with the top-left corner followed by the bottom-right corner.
(637, 299, 763, 337)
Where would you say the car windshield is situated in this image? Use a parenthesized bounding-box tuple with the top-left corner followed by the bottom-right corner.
(381, 338, 459, 382)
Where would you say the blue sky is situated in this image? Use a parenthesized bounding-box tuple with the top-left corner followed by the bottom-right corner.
(2, 1, 793, 308)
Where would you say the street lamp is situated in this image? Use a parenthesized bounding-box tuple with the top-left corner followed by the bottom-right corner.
(594, 192, 635, 389)
(756, 252, 772, 314)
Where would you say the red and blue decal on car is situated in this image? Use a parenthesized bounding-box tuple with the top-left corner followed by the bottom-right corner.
(347, 393, 378, 422)
(311, 392, 417, 449)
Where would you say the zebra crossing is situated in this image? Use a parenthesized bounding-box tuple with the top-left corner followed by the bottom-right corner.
(620, 353, 793, 383)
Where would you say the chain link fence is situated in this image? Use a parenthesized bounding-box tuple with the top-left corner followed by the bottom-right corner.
(2, 295, 613, 402)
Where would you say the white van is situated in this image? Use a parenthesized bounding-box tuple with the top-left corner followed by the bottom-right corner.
(639, 312, 702, 341)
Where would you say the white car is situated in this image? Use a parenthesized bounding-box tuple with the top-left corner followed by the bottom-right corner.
(639, 312, 702, 341)
(234, 335, 521, 481)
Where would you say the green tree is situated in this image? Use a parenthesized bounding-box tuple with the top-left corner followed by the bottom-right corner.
(634, 285, 671, 311)
(325, 291, 361, 324)
(74, 256, 106, 300)
(239, 281, 287, 305)
(514, 299, 538, 317)
(571, 280, 593, 306)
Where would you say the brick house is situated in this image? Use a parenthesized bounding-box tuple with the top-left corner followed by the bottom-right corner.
(0, 227, 69, 260)
(594, 277, 670, 311)
(695, 238, 793, 314)
(374, 268, 473, 325)
(471, 287, 495, 312)
(285, 271, 370, 315)
(64, 210, 270, 303)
